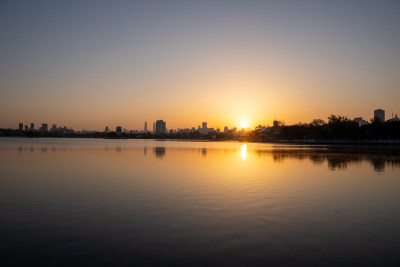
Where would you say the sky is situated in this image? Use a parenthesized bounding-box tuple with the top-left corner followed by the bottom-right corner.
(0, 0, 399, 131)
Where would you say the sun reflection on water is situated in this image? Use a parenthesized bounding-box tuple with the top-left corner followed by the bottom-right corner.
(241, 144, 247, 160)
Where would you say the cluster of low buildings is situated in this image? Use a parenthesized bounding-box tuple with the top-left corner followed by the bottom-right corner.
(17, 122, 74, 134)
(175, 122, 238, 135)
(105, 120, 240, 136)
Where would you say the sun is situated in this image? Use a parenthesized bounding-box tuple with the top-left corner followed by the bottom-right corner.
(240, 121, 248, 129)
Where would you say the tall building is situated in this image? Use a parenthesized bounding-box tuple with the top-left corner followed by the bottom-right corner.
(104, 126, 109, 133)
(155, 120, 166, 134)
(40, 123, 48, 132)
(51, 124, 57, 132)
(24, 125, 28, 131)
(374, 109, 385, 122)
(30, 123, 34, 131)
(199, 122, 211, 134)
(144, 121, 147, 132)
(224, 126, 229, 133)
(116, 126, 122, 134)
(18, 123, 23, 131)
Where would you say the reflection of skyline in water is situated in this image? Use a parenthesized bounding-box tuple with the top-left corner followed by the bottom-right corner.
(202, 148, 207, 158)
(2, 139, 400, 266)
(153, 147, 166, 159)
(11, 144, 400, 173)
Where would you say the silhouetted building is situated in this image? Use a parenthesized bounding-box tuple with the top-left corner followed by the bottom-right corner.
(387, 114, 400, 123)
(155, 120, 166, 134)
(354, 117, 368, 126)
(30, 123, 34, 131)
(153, 122, 156, 133)
(116, 126, 122, 134)
(51, 124, 57, 132)
(40, 123, 48, 132)
(24, 125, 28, 131)
(224, 126, 228, 133)
(144, 121, 147, 132)
(374, 109, 385, 122)
(18, 123, 23, 131)
(273, 120, 279, 127)
(104, 126, 109, 133)
(199, 122, 212, 134)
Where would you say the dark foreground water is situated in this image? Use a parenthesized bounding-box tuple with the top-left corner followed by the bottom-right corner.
(1, 138, 400, 266)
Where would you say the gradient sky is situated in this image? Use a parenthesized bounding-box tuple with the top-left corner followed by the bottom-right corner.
(1, 0, 399, 131)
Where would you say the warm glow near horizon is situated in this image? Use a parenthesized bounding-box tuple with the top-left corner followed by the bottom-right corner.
(0, 1, 399, 131)
(240, 121, 249, 129)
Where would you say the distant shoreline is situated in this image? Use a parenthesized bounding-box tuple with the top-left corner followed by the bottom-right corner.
(1, 136, 400, 146)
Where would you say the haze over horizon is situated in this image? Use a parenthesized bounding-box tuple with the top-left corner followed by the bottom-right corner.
(1, 0, 399, 131)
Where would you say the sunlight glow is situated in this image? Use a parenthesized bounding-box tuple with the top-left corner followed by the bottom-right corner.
(240, 121, 248, 129)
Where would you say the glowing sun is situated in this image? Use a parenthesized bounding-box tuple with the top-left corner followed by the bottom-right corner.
(240, 121, 249, 128)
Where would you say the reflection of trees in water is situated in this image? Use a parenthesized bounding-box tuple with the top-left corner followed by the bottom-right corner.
(272, 153, 309, 162)
(153, 147, 166, 159)
(308, 154, 324, 165)
(371, 159, 386, 172)
(256, 147, 400, 173)
(326, 156, 360, 171)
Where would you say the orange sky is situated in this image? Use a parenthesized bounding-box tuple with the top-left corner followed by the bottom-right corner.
(1, 1, 399, 131)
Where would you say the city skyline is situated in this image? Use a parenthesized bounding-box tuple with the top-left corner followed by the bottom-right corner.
(7, 108, 399, 133)
(2, 2, 400, 266)
(1, 1, 400, 131)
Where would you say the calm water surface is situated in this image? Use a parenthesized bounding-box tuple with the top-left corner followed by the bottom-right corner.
(1, 138, 400, 266)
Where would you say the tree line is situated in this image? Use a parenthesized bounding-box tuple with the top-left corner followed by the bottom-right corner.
(255, 115, 400, 141)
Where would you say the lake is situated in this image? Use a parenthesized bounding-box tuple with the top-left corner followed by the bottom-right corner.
(1, 138, 400, 266)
